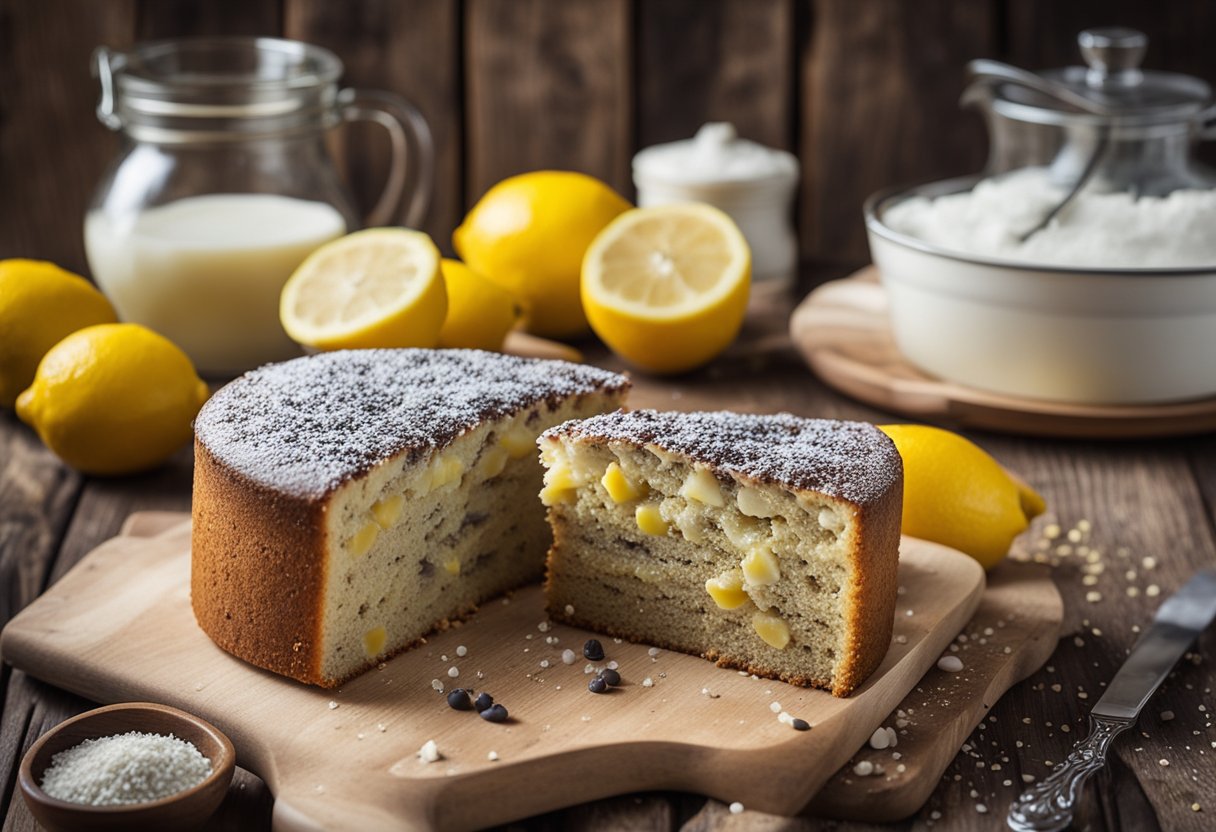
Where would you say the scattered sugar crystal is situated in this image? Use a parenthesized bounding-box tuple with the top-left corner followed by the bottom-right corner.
(869, 728, 891, 750)
(1147, 584, 1161, 597)
(729, 801, 744, 814)
(456, 645, 468, 657)
(487, 751, 499, 762)
(448, 667, 459, 678)
(540, 660, 550, 669)
(431, 679, 444, 692)
(642, 677, 654, 687)
(607, 660, 619, 670)
(853, 760, 874, 776)
(418, 740, 441, 764)
(565, 604, 575, 615)
(1162, 711, 1176, 721)
(561, 649, 577, 665)
(538, 621, 550, 633)
(39, 731, 213, 805)
(770, 702, 783, 714)
(648, 647, 661, 657)
(937, 656, 964, 673)
(328, 700, 339, 710)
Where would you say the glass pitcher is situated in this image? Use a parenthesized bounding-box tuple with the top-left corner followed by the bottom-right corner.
(85, 37, 433, 377)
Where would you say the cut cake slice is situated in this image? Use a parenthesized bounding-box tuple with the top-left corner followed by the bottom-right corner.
(538, 409, 902, 696)
(192, 349, 629, 688)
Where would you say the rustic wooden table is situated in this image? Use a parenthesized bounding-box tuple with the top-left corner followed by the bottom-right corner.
(2, 274, 1214, 831)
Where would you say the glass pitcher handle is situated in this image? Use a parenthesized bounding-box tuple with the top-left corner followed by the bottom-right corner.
(338, 88, 434, 229)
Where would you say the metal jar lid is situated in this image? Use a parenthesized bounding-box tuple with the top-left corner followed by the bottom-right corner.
(964, 28, 1213, 129)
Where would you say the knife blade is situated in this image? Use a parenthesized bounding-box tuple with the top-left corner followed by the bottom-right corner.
(1008, 568, 1216, 832)
(1092, 568, 1216, 721)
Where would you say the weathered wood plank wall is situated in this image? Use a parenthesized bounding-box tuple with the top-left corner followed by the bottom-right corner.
(2, 0, 1214, 273)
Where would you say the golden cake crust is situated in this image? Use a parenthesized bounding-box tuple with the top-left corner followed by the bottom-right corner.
(191, 439, 330, 686)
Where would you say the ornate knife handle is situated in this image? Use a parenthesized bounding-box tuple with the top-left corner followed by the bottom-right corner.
(1007, 714, 1134, 832)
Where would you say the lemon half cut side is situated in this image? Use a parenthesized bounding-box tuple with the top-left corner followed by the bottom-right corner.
(280, 228, 446, 352)
(581, 203, 751, 374)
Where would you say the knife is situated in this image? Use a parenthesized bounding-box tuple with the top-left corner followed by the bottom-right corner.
(1008, 568, 1216, 832)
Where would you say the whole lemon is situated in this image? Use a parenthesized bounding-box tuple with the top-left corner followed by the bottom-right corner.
(437, 259, 520, 351)
(16, 324, 210, 476)
(878, 424, 1047, 569)
(0, 259, 117, 408)
(453, 171, 631, 339)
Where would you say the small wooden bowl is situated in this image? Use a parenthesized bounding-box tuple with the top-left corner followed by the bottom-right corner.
(18, 702, 235, 832)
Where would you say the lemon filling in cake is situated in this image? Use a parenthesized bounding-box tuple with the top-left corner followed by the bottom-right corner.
(191, 349, 629, 687)
(539, 410, 903, 696)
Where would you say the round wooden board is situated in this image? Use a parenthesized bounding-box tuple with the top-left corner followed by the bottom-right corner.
(789, 268, 1216, 439)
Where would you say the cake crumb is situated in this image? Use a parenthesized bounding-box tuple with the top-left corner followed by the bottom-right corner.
(487, 751, 499, 762)
(418, 740, 441, 764)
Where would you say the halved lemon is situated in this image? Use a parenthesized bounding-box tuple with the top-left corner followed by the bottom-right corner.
(280, 228, 447, 351)
(581, 203, 750, 374)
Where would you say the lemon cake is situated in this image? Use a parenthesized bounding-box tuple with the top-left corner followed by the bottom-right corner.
(539, 410, 903, 696)
(191, 349, 629, 688)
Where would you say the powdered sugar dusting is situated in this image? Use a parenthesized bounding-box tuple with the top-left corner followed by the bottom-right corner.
(195, 350, 629, 498)
(545, 410, 901, 505)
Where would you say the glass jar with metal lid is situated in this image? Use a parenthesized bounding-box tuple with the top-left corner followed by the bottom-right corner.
(85, 37, 433, 376)
(964, 27, 1216, 198)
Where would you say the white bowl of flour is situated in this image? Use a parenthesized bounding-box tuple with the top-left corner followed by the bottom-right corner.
(865, 173, 1216, 405)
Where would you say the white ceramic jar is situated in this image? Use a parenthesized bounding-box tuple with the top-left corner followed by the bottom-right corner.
(632, 123, 799, 285)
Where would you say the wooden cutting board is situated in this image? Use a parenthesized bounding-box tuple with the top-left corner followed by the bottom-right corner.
(789, 267, 1216, 438)
(0, 513, 1060, 829)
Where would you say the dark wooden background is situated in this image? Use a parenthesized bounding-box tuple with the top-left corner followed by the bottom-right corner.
(3, 0, 1216, 277)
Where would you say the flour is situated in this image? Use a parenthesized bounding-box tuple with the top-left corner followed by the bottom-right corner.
(883, 168, 1216, 268)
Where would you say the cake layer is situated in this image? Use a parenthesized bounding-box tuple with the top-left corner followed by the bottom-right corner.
(192, 350, 629, 687)
(539, 410, 902, 696)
